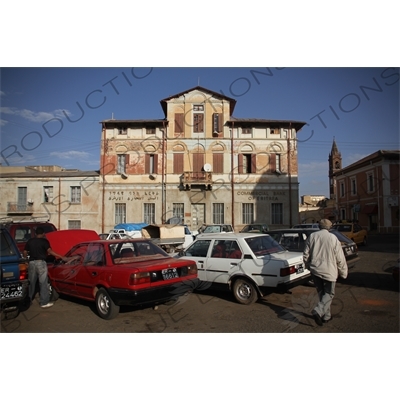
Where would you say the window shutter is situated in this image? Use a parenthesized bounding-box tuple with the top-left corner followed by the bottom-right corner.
(153, 154, 158, 174)
(238, 154, 244, 174)
(251, 154, 257, 173)
(218, 113, 223, 132)
(213, 153, 223, 173)
(270, 153, 276, 172)
(175, 113, 184, 133)
(194, 114, 204, 132)
(193, 153, 204, 172)
(174, 153, 184, 174)
(145, 154, 150, 174)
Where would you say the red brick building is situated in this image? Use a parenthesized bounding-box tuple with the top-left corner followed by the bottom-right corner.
(332, 149, 399, 233)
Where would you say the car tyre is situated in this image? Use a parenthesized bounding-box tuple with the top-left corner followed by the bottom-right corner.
(95, 288, 120, 320)
(232, 278, 258, 305)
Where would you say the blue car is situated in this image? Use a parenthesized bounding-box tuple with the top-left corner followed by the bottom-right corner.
(1, 227, 29, 318)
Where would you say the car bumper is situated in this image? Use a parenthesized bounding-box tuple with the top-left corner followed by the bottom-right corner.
(108, 278, 200, 307)
(346, 255, 360, 268)
(1, 279, 29, 308)
(277, 273, 312, 290)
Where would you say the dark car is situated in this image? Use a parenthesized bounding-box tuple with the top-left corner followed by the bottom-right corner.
(1, 227, 29, 318)
(240, 224, 269, 234)
(45, 230, 198, 319)
(266, 228, 360, 267)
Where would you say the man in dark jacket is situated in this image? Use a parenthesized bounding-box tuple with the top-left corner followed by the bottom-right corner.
(23, 227, 66, 308)
(303, 219, 348, 326)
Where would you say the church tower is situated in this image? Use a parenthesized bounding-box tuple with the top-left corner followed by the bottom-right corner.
(328, 138, 342, 199)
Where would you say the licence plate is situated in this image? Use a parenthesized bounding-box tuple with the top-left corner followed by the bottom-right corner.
(1, 284, 24, 300)
(162, 268, 179, 280)
(296, 266, 304, 274)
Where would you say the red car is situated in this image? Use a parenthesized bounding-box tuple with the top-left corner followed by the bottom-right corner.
(45, 230, 198, 319)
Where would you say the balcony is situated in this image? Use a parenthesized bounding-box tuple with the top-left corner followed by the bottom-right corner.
(182, 171, 213, 190)
(7, 202, 34, 215)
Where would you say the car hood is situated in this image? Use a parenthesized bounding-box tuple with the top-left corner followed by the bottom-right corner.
(45, 229, 100, 256)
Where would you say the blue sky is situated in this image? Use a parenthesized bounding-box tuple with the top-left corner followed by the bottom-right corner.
(1, 67, 399, 199)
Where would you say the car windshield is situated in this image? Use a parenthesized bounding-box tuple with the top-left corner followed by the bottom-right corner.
(245, 235, 285, 256)
(109, 240, 168, 263)
(334, 225, 352, 232)
(203, 226, 222, 233)
(1, 230, 18, 257)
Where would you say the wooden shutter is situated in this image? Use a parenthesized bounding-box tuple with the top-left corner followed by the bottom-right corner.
(174, 153, 184, 174)
(269, 153, 276, 172)
(153, 154, 158, 174)
(238, 154, 244, 174)
(194, 152, 204, 180)
(194, 114, 204, 132)
(212, 113, 223, 133)
(213, 153, 223, 173)
(251, 154, 257, 173)
(175, 113, 184, 133)
(144, 154, 150, 174)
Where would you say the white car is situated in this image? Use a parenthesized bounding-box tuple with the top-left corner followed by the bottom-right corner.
(177, 233, 310, 305)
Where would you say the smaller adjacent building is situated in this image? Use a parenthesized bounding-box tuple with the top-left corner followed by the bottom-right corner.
(0, 165, 100, 231)
(333, 150, 399, 233)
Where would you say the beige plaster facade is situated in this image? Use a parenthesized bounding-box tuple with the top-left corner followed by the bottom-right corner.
(99, 86, 306, 233)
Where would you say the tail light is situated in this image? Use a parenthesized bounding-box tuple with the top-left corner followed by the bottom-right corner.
(129, 272, 150, 285)
(19, 262, 28, 280)
(280, 264, 303, 277)
(181, 264, 198, 277)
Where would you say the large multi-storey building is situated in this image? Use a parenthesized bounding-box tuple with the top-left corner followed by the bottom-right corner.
(99, 86, 306, 232)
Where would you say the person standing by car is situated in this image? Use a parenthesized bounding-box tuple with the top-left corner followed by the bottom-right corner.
(303, 219, 348, 326)
(23, 227, 66, 308)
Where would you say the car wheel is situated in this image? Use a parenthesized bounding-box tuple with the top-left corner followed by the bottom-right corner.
(95, 288, 120, 320)
(232, 278, 258, 305)
(48, 280, 59, 301)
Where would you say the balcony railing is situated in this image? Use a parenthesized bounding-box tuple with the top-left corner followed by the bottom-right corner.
(182, 171, 212, 190)
(7, 202, 34, 214)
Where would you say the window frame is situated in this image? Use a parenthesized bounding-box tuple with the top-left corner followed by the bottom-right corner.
(70, 186, 81, 204)
(271, 203, 283, 225)
(115, 203, 126, 225)
(212, 203, 224, 224)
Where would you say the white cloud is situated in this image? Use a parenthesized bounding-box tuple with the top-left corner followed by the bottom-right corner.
(0, 91, 5, 96)
(50, 150, 90, 160)
(0, 107, 70, 123)
(0, 119, 8, 126)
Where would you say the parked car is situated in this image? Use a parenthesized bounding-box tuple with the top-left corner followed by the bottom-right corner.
(3, 220, 57, 253)
(266, 228, 360, 267)
(240, 223, 269, 234)
(196, 224, 234, 236)
(292, 223, 320, 229)
(332, 222, 368, 246)
(45, 230, 198, 319)
(176, 232, 310, 305)
(1, 227, 29, 318)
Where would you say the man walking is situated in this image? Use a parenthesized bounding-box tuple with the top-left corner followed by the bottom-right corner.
(23, 227, 66, 308)
(303, 219, 348, 326)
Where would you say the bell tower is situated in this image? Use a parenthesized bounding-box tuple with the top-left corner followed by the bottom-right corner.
(328, 138, 342, 199)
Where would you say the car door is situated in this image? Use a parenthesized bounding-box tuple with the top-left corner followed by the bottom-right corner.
(205, 240, 243, 284)
(182, 239, 212, 281)
(50, 244, 89, 295)
(74, 243, 107, 300)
